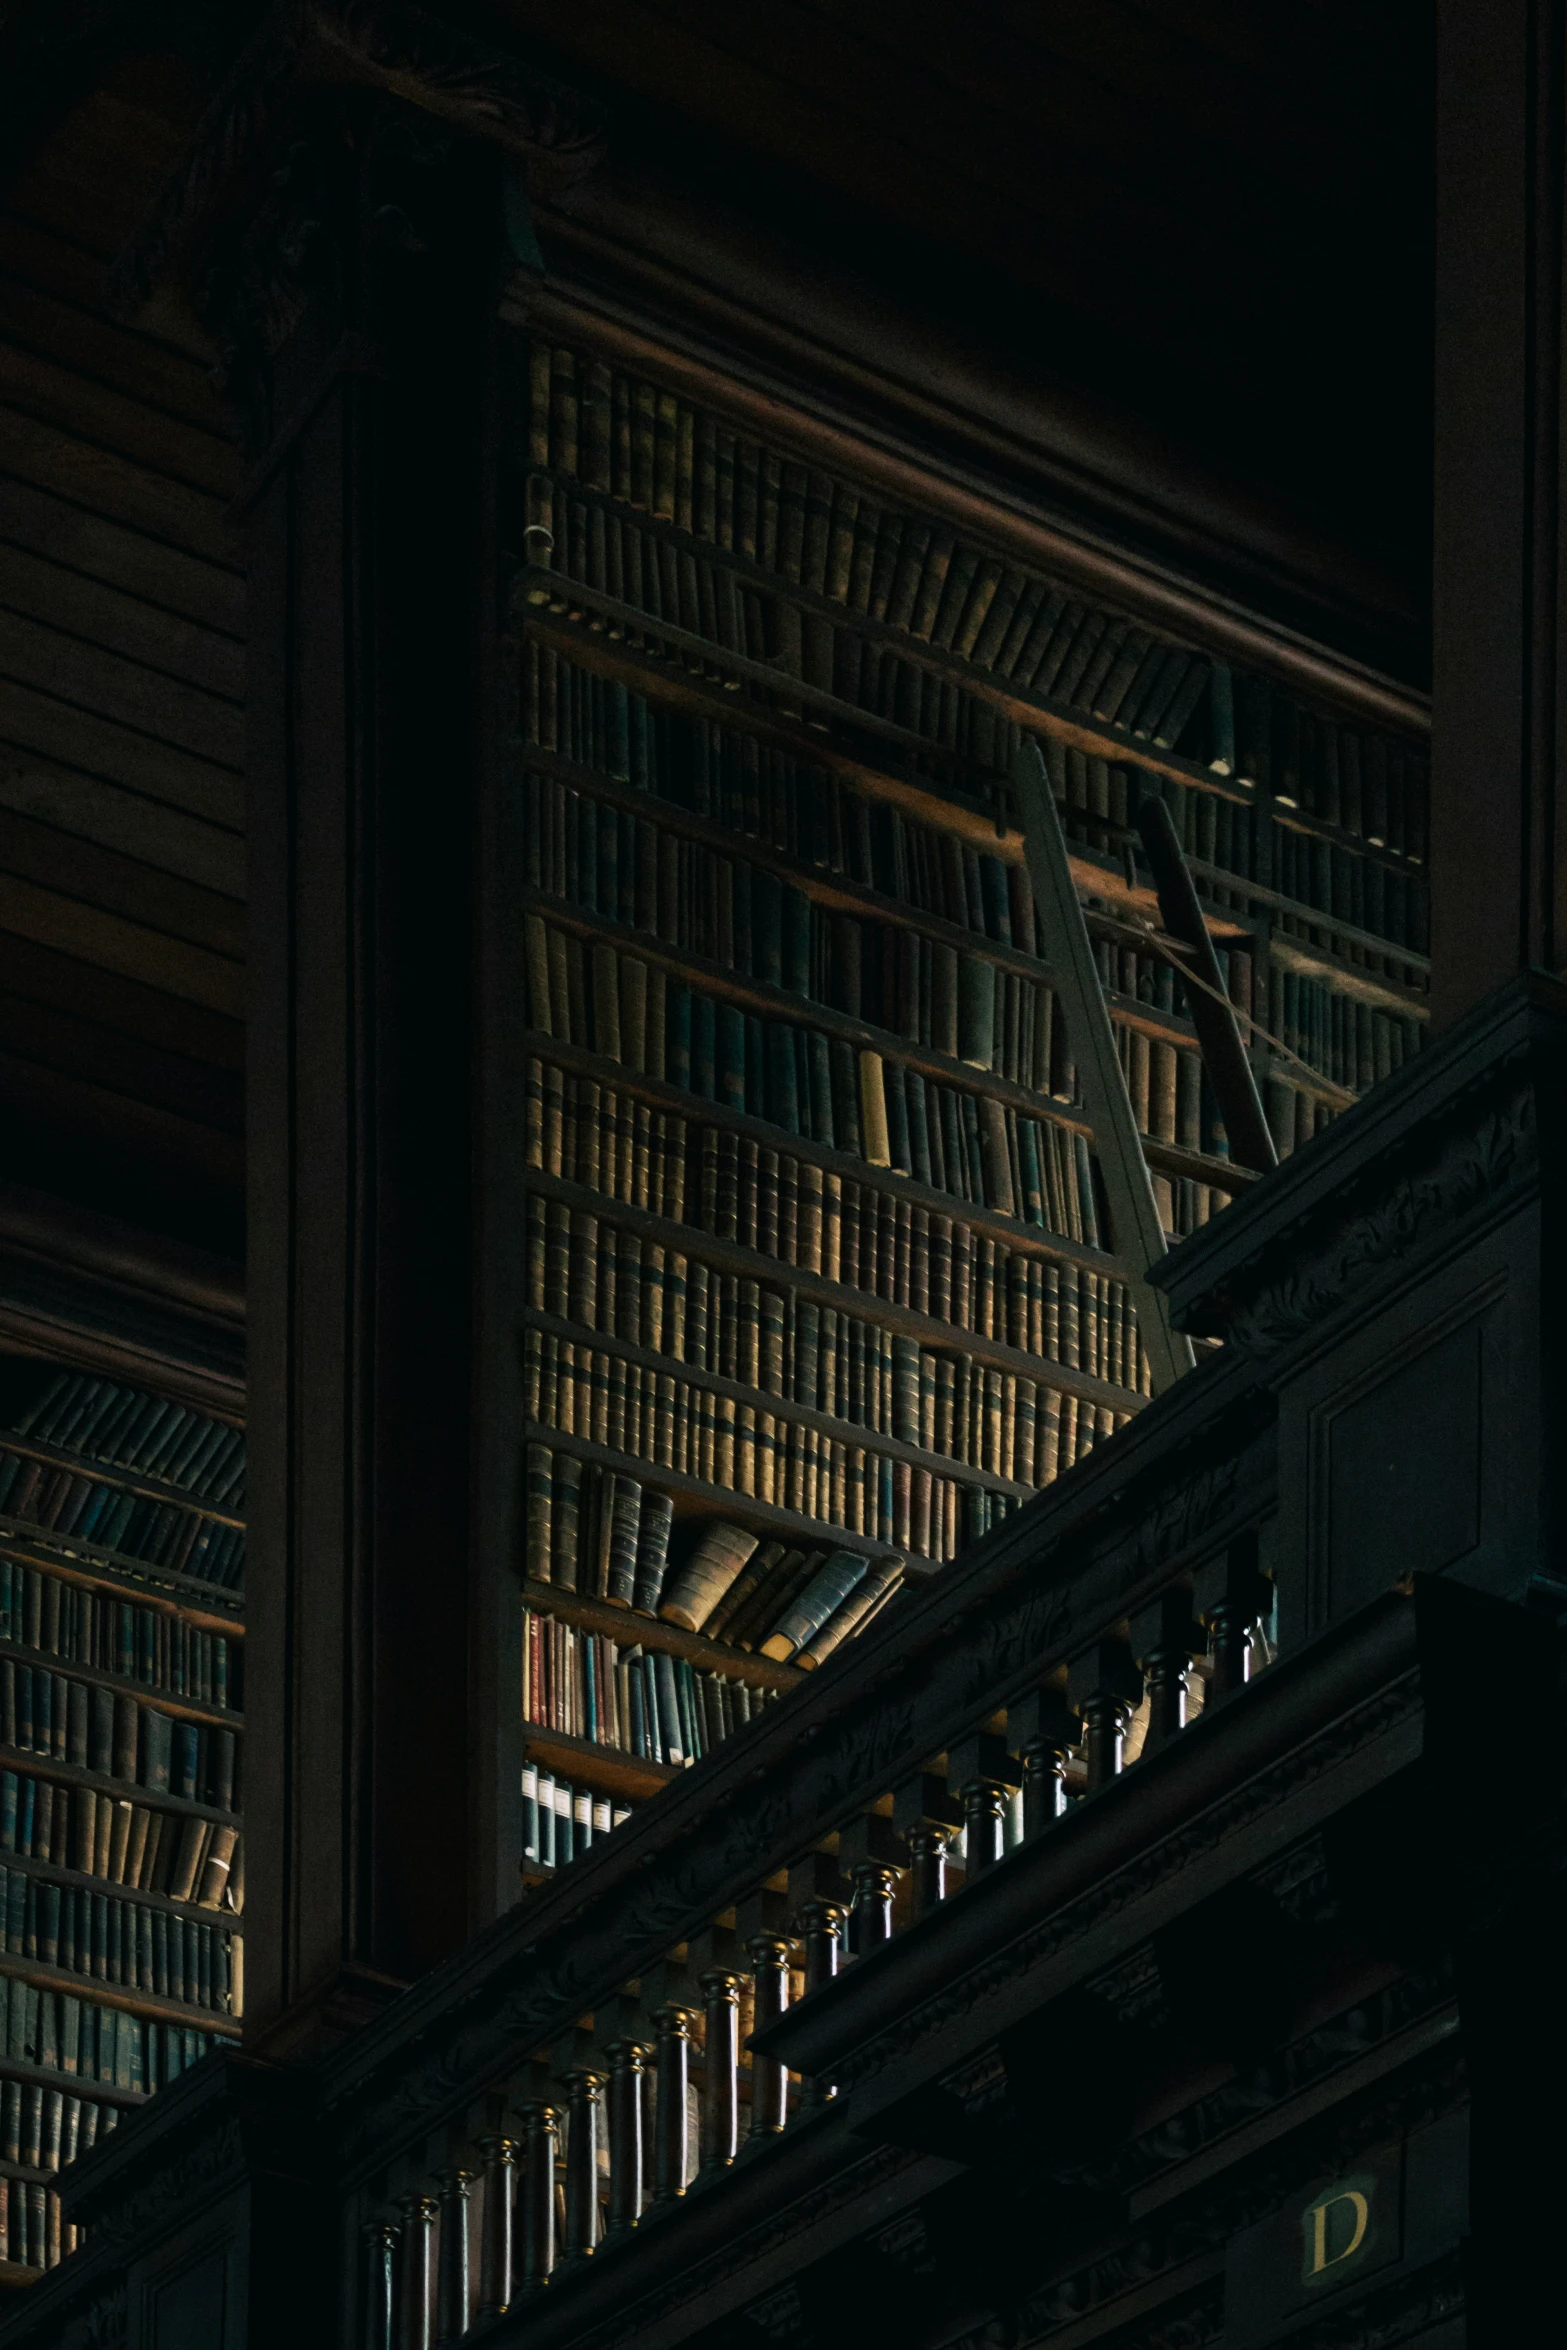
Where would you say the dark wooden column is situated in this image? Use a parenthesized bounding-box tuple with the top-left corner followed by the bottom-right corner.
(1432, 0, 1567, 1021)
(243, 97, 499, 2043)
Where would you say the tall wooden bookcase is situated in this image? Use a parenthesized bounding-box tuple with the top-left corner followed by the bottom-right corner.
(0, 1357, 243, 2286)
(498, 316, 1428, 1879)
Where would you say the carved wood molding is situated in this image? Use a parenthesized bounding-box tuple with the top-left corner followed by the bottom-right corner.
(826, 1666, 1424, 2095)
(108, 0, 608, 320)
(1156, 974, 1567, 1353)
(319, 1394, 1274, 2175)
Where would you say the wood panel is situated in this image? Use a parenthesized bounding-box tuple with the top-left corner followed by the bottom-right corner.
(0, 65, 246, 1252)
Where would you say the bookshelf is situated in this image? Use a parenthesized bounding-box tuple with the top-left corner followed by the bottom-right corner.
(503, 326, 1429, 1879)
(0, 1361, 243, 2285)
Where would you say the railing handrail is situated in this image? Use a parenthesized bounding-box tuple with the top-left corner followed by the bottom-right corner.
(317, 1337, 1269, 2182)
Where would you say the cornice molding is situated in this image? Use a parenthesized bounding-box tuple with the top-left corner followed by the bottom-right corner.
(1154, 971, 1567, 1353)
(317, 1366, 1272, 2174)
(109, 0, 606, 312)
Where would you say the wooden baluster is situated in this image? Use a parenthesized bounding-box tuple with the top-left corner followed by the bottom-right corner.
(960, 1781, 1008, 1874)
(798, 1897, 848, 1991)
(797, 1896, 848, 2104)
(433, 2169, 472, 2346)
(1195, 1534, 1270, 1699)
(1066, 1640, 1141, 1793)
(518, 2103, 560, 2289)
(1131, 1587, 1200, 1757)
(653, 2008, 698, 2199)
(562, 2069, 605, 2256)
(893, 1772, 964, 1916)
(699, 1970, 741, 2174)
(473, 2136, 517, 2321)
(604, 2041, 650, 2232)
(848, 1862, 898, 1949)
(904, 1824, 952, 1917)
(396, 2193, 437, 2350)
(948, 1732, 1023, 1875)
(1005, 1687, 1076, 1838)
(363, 2217, 399, 2350)
(746, 1934, 793, 2137)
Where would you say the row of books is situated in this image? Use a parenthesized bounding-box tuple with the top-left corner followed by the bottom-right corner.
(518, 340, 1428, 868)
(0, 2178, 72, 2274)
(523, 1608, 780, 1766)
(522, 472, 1014, 790)
(4, 1374, 244, 1507)
(528, 1195, 1146, 1398)
(523, 634, 1425, 1005)
(522, 651, 1026, 944)
(0, 1665, 240, 1811)
(526, 1197, 1145, 1400)
(1263, 1084, 1336, 1160)
(525, 1072, 1145, 1377)
(0, 1972, 218, 2090)
(521, 1765, 632, 1870)
(2, 1772, 241, 1910)
(520, 763, 1399, 1132)
(3, 2077, 115, 2174)
(525, 648, 1421, 1064)
(528, 1245, 1130, 1476)
(524, 1455, 904, 1656)
(1261, 967, 1421, 1093)
(0, 1560, 239, 1711)
(1113, 1023, 1232, 1165)
(0, 1869, 238, 2013)
(0, 1446, 245, 1590)
(523, 773, 1071, 1093)
(524, 949, 1106, 1243)
(524, 1328, 1077, 1555)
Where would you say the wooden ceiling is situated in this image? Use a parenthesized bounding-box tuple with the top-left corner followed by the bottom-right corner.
(0, 54, 244, 1257)
(478, 0, 1433, 646)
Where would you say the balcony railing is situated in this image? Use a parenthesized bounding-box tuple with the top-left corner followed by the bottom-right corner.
(15, 968, 1551, 2350)
(336, 1323, 1283, 2348)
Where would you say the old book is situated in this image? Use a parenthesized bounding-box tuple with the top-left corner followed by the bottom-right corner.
(631, 1489, 674, 1616)
(659, 1522, 758, 1632)
(605, 1475, 642, 1609)
(704, 1538, 787, 1645)
(760, 1549, 870, 1660)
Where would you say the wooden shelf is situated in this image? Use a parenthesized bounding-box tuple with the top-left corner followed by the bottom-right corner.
(524, 1580, 802, 1689)
(0, 2051, 145, 2110)
(0, 1432, 243, 1529)
(0, 2258, 42, 2285)
(526, 888, 1100, 1139)
(0, 1741, 239, 1829)
(522, 597, 1430, 1020)
(526, 1170, 1149, 1413)
(521, 743, 1224, 1050)
(520, 747, 1362, 1111)
(525, 1307, 1042, 1500)
(526, 1029, 1127, 1279)
(516, 465, 1430, 871)
(0, 1847, 242, 1930)
(0, 2157, 63, 2189)
(0, 1525, 243, 1631)
(0, 1640, 241, 1734)
(0, 1952, 239, 2037)
(522, 1724, 679, 1802)
(523, 1424, 944, 1574)
(532, 893, 1289, 1173)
